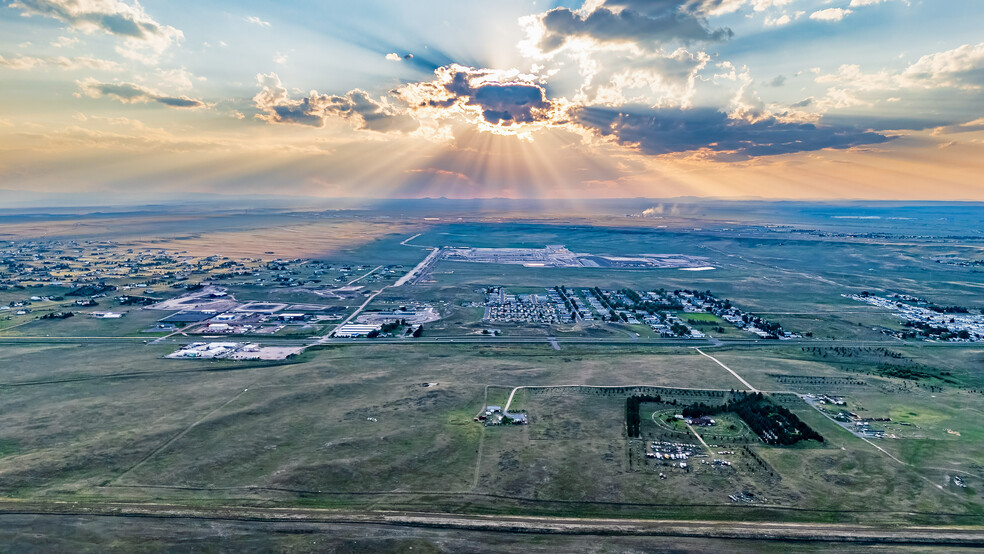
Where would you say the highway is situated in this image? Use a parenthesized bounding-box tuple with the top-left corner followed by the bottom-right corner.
(1, 334, 983, 351)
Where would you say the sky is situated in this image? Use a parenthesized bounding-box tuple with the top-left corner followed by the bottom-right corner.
(0, 0, 983, 202)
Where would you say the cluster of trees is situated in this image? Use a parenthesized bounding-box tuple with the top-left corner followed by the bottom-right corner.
(593, 287, 617, 310)
(554, 286, 579, 321)
(879, 291, 974, 315)
(874, 363, 956, 383)
(622, 288, 683, 314)
(927, 305, 970, 314)
(678, 289, 788, 338)
(774, 374, 866, 386)
(801, 346, 906, 359)
(609, 309, 628, 322)
(625, 394, 663, 438)
(745, 316, 783, 337)
(367, 322, 421, 338)
(67, 284, 114, 297)
(904, 320, 973, 340)
(40, 311, 73, 320)
(679, 392, 823, 446)
(679, 289, 728, 308)
(380, 319, 406, 333)
(619, 288, 643, 306)
(670, 322, 690, 336)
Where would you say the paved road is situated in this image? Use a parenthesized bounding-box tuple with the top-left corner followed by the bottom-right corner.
(1, 335, 983, 351)
(393, 247, 440, 287)
(345, 265, 383, 286)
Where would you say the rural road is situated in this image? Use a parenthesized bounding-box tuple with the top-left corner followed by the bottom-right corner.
(694, 348, 758, 391)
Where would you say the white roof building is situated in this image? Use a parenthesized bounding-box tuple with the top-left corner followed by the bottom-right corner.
(333, 323, 382, 337)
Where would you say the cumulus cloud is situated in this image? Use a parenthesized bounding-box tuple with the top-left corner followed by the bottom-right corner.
(251, 58, 894, 161)
(764, 14, 791, 26)
(385, 52, 414, 61)
(810, 8, 852, 22)
(518, 2, 720, 111)
(573, 105, 890, 160)
(900, 43, 984, 90)
(521, 0, 733, 57)
(0, 54, 122, 71)
(252, 72, 418, 132)
(77, 79, 206, 108)
(578, 47, 711, 108)
(155, 67, 198, 91)
(816, 43, 984, 93)
(396, 64, 569, 133)
(245, 16, 270, 27)
(9, 0, 183, 63)
(696, 0, 797, 14)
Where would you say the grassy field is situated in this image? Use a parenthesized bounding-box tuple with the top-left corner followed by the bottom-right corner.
(10, 513, 974, 553)
(0, 340, 981, 525)
(4, 214, 984, 538)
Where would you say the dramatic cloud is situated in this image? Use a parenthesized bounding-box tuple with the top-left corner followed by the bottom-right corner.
(573, 106, 890, 160)
(9, 0, 183, 62)
(522, 0, 732, 57)
(396, 65, 569, 133)
(76, 79, 205, 108)
(519, 2, 718, 111)
(253, 72, 418, 132)
(250, 59, 900, 160)
(575, 47, 711, 108)
(0, 54, 122, 71)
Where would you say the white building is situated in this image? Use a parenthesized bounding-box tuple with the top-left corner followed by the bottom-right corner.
(333, 323, 382, 337)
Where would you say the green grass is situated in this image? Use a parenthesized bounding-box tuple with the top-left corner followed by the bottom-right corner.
(680, 312, 720, 322)
(6, 341, 977, 524)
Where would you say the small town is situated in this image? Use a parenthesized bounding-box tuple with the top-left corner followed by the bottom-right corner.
(847, 292, 984, 341)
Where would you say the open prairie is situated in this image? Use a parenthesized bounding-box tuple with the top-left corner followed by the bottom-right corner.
(2, 205, 984, 549)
